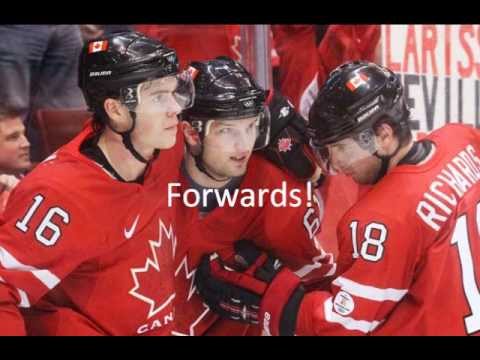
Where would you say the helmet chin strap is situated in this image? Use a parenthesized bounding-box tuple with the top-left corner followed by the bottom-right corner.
(193, 152, 231, 182)
(372, 140, 402, 184)
(108, 110, 151, 164)
(187, 143, 231, 183)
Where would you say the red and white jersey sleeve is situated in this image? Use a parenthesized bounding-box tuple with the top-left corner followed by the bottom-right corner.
(296, 208, 418, 335)
(243, 157, 336, 286)
(0, 177, 99, 334)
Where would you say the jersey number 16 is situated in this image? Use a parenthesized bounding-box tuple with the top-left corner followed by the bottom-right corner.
(15, 194, 70, 247)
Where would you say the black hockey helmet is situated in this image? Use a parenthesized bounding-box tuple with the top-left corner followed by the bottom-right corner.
(308, 61, 410, 149)
(79, 31, 184, 112)
(78, 31, 194, 163)
(182, 56, 270, 150)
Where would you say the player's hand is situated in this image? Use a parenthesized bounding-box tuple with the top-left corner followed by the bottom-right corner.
(195, 239, 305, 336)
(260, 90, 323, 184)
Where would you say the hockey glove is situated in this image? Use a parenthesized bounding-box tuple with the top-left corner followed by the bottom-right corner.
(195, 240, 305, 336)
(260, 90, 322, 183)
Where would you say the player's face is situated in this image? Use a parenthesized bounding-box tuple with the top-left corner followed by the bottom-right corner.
(326, 137, 381, 185)
(0, 117, 31, 174)
(201, 117, 258, 178)
(132, 76, 183, 150)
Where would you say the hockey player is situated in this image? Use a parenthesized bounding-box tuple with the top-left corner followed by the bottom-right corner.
(172, 57, 335, 336)
(195, 61, 480, 336)
(0, 31, 194, 335)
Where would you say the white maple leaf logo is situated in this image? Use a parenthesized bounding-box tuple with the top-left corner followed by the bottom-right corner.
(173, 255, 211, 336)
(174, 255, 198, 302)
(129, 219, 177, 319)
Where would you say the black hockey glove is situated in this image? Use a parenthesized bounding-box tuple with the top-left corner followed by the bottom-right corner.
(260, 90, 322, 182)
(195, 240, 305, 336)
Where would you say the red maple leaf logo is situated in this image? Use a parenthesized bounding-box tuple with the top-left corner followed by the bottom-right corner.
(278, 137, 293, 153)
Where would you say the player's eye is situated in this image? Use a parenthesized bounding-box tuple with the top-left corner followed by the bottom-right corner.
(6, 133, 20, 141)
(218, 128, 233, 135)
(152, 93, 167, 103)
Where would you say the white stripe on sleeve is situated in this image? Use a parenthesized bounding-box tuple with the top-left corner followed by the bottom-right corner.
(333, 276, 407, 302)
(0, 275, 32, 308)
(17, 289, 31, 308)
(294, 248, 337, 278)
(324, 297, 381, 333)
(0, 246, 60, 290)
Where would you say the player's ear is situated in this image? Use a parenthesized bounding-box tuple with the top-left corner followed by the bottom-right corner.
(104, 98, 130, 132)
(182, 121, 201, 146)
(375, 121, 396, 153)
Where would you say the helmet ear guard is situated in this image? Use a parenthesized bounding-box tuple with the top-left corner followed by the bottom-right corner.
(119, 86, 139, 111)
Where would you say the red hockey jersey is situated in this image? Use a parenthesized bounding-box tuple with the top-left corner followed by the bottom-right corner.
(296, 124, 480, 335)
(173, 154, 335, 336)
(0, 122, 184, 335)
